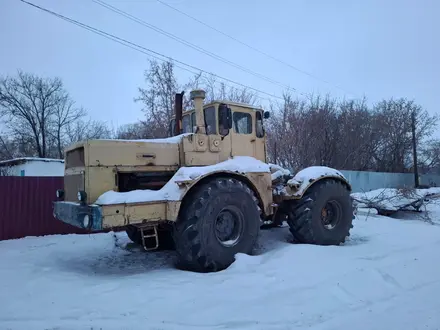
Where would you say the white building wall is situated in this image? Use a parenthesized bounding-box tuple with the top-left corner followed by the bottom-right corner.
(6, 161, 64, 177)
(6, 163, 26, 176)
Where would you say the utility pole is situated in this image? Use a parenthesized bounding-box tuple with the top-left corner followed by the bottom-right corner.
(411, 110, 419, 188)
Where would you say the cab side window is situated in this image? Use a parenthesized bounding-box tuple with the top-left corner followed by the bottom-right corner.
(182, 114, 192, 133)
(191, 112, 196, 132)
(256, 111, 264, 138)
(204, 106, 217, 135)
(233, 112, 252, 134)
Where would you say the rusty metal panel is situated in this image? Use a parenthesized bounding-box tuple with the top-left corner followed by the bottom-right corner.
(0, 176, 91, 241)
(64, 173, 84, 202)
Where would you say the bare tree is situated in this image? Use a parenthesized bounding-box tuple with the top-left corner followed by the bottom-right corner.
(115, 122, 150, 140)
(51, 97, 86, 158)
(335, 98, 382, 171)
(266, 92, 341, 171)
(419, 139, 440, 175)
(265, 92, 438, 174)
(266, 92, 305, 169)
(0, 71, 62, 157)
(194, 73, 259, 105)
(135, 60, 261, 138)
(65, 119, 112, 144)
(0, 71, 91, 159)
(0, 135, 14, 161)
(372, 98, 438, 173)
(0, 166, 13, 176)
(135, 60, 179, 138)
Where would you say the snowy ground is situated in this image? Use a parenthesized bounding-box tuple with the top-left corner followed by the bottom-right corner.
(1, 205, 440, 329)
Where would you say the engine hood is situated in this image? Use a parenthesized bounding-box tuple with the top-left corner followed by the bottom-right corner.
(82, 134, 191, 167)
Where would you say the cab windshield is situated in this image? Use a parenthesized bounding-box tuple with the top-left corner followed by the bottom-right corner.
(170, 106, 217, 135)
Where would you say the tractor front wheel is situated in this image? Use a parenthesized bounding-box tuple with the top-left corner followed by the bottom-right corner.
(286, 179, 354, 245)
(173, 177, 261, 273)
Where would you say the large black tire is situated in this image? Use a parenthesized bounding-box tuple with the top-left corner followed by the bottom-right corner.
(173, 177, 261, 273)
(286, 179, 354, 245)
(126, 225, 142, 245)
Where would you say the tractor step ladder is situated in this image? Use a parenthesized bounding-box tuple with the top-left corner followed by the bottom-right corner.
(140, 226, 159, 251)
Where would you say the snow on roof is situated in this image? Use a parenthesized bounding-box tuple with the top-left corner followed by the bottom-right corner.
(95, 156, 270, 205)
(0, 157, 64, 166)
(99, 133, 192, 144)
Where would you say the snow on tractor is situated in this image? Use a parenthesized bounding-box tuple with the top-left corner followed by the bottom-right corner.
(53, 89, 355, 273)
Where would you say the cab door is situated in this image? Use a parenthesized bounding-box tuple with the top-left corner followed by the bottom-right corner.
(254, 110, 266, 162)
(230, 110, 255, 158)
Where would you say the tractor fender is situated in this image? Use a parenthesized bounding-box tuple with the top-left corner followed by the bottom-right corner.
(176, 169, 270, 215)
(286, 166, 352, 199)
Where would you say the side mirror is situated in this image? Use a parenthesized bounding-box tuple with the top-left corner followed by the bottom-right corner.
(263, 111, 270, 119)
(219, 104, 232, 129)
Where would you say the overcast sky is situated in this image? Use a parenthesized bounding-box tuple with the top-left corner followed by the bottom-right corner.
(1, 0, 439, 131)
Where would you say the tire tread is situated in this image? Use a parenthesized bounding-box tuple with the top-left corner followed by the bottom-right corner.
(173, 177, 261, 272)
(286, 179, 353, 245)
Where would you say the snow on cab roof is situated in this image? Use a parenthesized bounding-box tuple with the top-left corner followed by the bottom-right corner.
(178, 100, 264, 115)
(205, 100, 264, 111)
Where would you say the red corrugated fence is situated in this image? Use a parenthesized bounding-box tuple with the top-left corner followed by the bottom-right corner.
(0, 176, 89, 241)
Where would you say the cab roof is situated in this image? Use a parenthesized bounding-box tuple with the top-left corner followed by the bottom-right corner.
(207, 100, 264, 111)
(177, 100, 264, 117)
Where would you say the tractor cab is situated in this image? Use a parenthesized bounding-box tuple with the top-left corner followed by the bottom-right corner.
(169, 93, 270, 163)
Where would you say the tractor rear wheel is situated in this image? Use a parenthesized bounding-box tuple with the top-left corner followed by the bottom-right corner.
(286, 179, 354, 245)
(173, 177, 261, 273)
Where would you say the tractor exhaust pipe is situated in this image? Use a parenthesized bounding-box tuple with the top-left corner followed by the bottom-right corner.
(174, 91, 184, 136)
(190, 89, 206, 134)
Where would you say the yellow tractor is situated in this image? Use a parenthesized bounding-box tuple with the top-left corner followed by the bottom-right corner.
(53, 89, 354, 272)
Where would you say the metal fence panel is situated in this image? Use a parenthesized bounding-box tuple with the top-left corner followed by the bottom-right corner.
(340, 170, 440, 193)
(0, 176, 88, 241)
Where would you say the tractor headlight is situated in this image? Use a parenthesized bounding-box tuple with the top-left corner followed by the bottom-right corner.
(77, 191, 87, 202)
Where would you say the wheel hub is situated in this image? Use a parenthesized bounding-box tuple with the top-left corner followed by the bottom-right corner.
(215, 206, 243, 247)
(321, 200, 342, 230)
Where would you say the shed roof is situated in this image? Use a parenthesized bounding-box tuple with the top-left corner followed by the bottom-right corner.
(0, 157, 64, 167)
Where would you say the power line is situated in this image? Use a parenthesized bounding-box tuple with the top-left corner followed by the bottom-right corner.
(91, 0, 298, 94)
(19, 0, 285, 102)
(156, 0, 357, 97)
